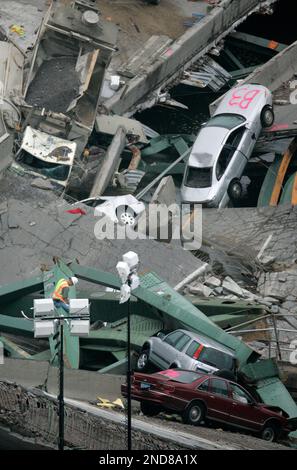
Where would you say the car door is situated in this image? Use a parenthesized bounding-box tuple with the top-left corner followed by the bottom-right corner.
(223, 126, 247, 187)
(150, 331, 184, 369)
(174, 334, 192, 367)
(228, 383, 266, 432)
(215, 127, 246, 196)
(206, 378, 233, 424)
(240, 121, 258, 158)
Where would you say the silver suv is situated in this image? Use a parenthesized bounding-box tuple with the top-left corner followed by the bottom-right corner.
(136, 329, 236, 374)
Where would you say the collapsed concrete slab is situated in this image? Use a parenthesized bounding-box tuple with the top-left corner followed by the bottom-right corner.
(0, 175, 203, 287)
(0, 42, 24, 173)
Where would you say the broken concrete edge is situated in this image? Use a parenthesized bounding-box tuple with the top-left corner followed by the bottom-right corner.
(0, 378, 234, 450)
(104, 0, 278, 116)
(210, 37, 297, 114)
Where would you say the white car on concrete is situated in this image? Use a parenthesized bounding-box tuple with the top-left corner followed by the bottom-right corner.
(72, 194, 145, 226)
(181, 84, 274, 207)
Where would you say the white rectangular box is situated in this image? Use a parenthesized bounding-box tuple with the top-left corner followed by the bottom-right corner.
(34, 320, 55, 338)
(70, 319, 89, 336)
(123, 251, 139, 269)
(69, 299, 89, 316)
(34, 299, 55, 317)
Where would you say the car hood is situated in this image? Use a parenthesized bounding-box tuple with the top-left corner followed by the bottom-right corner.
(188, 127, 230, 168)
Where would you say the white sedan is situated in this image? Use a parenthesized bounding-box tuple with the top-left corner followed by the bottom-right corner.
(181, 84, 274, 208)
(72, 194, 145, 226)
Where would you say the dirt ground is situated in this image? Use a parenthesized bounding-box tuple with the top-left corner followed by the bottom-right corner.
(96, 0, 207, 66)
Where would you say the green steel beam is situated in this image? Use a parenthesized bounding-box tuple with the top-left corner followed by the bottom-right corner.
(70, 263, 256, 364)
(0, 335, 32, 359)
(280, 172, 296, 205)
(186, 296, 263, 317)
(145, 162, 185, 176)
(257, 154, 282, 207)
(0, 275, 44, 305)
(208, 313, 262, 330)
(142, 135, 193, 158)
(98, 357, 128, 374)
(31, 349, 51, 361)
(0, 314, 33, 333)
(224, 47, 244, 69)
(228, 32, 287, 54)
(81, 315, 163, 350)
(242, 360, 297, 430)
(173, 137, 191, 157)
(230, 65, 257, 80)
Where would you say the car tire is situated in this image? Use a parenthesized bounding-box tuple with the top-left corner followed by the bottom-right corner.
(228, 179, 242, 201)
(116, 205, 136, 226)
(136, 349, 150, 372)
(140, 401, 161, 416)
(182, 401, 205, 426)
(261, 422, 280, 442)
(261, 105, 274, 128)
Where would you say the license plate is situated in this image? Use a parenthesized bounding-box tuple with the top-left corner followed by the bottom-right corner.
(140, 382, 152, 390)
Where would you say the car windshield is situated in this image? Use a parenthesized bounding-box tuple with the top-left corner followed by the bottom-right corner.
(205, 114, 246, 130)
(185, 167, 212, 188)
(199, 347, 233, 370)
(157, 370, 202, 384)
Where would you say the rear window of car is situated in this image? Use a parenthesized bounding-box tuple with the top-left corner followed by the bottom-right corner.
(185, 167, 212, 188)
(205, 113, 246, 130)
(157, 370, 203, 384)
(199, 347, 234, 370)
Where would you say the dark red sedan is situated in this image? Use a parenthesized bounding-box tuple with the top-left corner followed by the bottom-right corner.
(121, 369, 297, 442)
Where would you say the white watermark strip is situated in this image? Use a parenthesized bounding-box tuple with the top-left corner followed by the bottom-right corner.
(94, 203, 203, 251)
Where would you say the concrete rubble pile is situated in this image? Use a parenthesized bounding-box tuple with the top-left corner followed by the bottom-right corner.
(191, 205, 297, 362)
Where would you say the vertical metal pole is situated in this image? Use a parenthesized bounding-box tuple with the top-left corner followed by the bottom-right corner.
(58, 321, 64, 451)
(127, 297, 132, 451)
(272, 314, 282, 360)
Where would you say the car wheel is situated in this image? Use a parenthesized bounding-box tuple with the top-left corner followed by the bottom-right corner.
(136, 349, 150, 372)
(140, 401, 161, 416)
(261, 423, 279, 442)
(261, 105, 274, 128)
(228, 179, 242, 201)
(116, 205, 136, 226)
(183, 401, 205, 426)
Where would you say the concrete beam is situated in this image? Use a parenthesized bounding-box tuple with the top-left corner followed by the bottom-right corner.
(210, 39, 297, 114)
(90, 125, 127, 197)
(104, 0, 278, 116)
